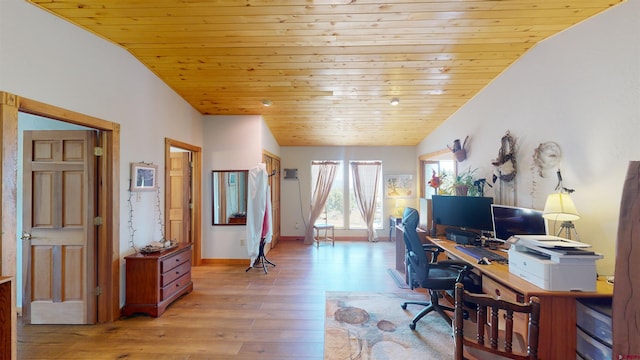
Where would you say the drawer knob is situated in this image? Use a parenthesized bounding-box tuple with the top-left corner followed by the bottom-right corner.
(176, 271, 180, 275)
(495, 289, 501, 296)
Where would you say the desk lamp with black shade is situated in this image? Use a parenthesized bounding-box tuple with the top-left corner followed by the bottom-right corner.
(542, 170, 580, 240)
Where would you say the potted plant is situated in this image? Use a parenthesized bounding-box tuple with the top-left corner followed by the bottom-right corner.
(452, 167, 478, 196)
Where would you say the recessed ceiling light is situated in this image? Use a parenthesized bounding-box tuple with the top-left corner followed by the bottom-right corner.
(390, 98, 400, 106)
(262, 99, 273, 107)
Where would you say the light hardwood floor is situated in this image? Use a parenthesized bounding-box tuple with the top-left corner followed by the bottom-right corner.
(18, 240, 421, 359)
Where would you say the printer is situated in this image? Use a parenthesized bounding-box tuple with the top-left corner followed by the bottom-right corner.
(507, 235, 603, 291)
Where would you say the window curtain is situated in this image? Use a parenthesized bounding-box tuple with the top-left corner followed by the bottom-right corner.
(351, 161, 382, 242)
(304, 162, 338, 244)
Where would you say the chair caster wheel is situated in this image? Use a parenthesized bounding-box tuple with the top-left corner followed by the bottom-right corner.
(401, 303, 407, 310)
(409, 323, 416, 330)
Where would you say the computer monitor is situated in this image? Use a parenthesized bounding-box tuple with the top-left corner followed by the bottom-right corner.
(418, 197, 431, 231)
(491, 204, 547, 241)
(431, 195, 494, 232)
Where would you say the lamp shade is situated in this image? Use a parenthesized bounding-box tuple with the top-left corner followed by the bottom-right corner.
(542, 193, 580, 221)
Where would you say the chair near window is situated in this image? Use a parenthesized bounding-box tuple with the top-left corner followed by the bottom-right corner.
(453, 282, 541, 360)
(313, 209, 334, 247)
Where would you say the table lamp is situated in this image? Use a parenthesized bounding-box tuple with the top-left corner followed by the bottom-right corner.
(542, 192, 580, 239)
(395, 198, 407, 217)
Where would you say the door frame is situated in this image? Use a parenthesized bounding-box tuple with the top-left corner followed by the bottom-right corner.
(164, 138, 202, 266)
(0, 91, 120, 323)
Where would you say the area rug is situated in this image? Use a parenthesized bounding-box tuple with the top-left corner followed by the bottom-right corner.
(387, 268, 410, 289)
(324, 291, 453, 360)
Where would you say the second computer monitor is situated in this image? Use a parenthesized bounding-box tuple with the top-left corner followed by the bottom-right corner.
(491, 204, 547, 241)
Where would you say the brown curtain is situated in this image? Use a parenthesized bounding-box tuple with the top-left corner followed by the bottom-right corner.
(351, 161, 382, 242)
(218, 173, 227, 223)
(304, 162, 338, 244)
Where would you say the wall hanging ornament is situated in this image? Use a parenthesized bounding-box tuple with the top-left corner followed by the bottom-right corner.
(448, 136, 469, 162)
(530, 141, 562, 205)
(533, 141, 562, 177)
(491, 131, 517, 182)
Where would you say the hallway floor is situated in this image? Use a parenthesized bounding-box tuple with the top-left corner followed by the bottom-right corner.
(18, 240, 420, 359)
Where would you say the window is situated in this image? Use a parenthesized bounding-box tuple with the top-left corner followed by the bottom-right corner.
(349, 161, 383, 229)
(311, 161, 344, 228)
(420, 156, 455, 198)
(311, 160, 383, 230)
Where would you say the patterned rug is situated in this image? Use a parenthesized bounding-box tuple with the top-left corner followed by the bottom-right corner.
(324, 291, 453, 360)
(387, 268, 410, 289)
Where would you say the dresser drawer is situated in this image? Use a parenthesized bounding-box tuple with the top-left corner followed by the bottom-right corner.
(576, 299, 612, 347)
(123, 244, 193, 317)
(160, 248, 191, 273)
(161, 272, 192, 301)
(161, 261, 191, 287)
(576, 327, 612, 360)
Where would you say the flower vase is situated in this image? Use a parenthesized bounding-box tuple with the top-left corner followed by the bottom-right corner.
(455, 185, 469, 196)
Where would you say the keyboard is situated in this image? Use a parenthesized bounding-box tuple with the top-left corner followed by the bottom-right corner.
(455, 246, 508, 263)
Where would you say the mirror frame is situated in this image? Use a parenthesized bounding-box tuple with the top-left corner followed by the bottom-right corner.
(211, 170, 249, 226)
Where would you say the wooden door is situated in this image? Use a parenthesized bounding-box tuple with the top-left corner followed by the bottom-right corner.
(168, 151, 192, 246)
(22, 130, 97, 324)
(263, 153, 281, 247)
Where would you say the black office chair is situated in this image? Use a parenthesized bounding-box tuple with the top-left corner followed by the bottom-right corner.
(400, 207, 480, 330)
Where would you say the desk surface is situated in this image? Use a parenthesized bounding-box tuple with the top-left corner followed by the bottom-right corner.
(428, 236, 613, 298)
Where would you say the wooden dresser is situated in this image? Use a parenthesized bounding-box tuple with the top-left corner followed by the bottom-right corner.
(123, 243, 193, 317)
(0, 276, 16, 360)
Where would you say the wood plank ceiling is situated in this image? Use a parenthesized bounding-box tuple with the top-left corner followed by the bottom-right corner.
(28, 0, 623, 146)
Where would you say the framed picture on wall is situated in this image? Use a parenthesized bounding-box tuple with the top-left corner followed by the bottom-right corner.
(384, 174, 415, 198)
(130, 162, 158, 192)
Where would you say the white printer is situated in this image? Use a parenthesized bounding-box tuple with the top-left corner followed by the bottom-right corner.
(507, 235, 603, 291)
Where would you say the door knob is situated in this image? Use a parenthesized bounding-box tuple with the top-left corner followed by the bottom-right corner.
(21, 232, 32, 240)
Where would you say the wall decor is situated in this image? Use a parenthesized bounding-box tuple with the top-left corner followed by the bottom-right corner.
(384, 174, 415, 198)
(448, 135, 469, 162)
(491, 131, 517, 182)
(533, 141, 562, 177)
(130, 162, 158, 192)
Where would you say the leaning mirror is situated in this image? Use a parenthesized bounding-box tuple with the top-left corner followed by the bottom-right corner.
(212, 170, 248, 225)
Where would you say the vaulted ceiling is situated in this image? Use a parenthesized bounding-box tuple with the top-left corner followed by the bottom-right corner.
(28, 0, 623, 146)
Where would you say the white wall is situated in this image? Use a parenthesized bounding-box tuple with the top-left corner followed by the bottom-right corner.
(1, 0, 204, 305)
(279, 146, 417, 239)
(201, 115, 280, 259)
(417, 0, 640, 276)
(261, 119, 280, 156)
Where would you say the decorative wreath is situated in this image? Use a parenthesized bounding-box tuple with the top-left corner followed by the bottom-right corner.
(533, 142, 562, 177)
(491, 131, 517, 182)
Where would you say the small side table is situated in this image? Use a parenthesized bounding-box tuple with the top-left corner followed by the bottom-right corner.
(313, 223, 335, 247)
(389, 216, 402, 241)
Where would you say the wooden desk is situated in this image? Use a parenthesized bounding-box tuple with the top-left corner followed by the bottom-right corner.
(389, 216, 402, 241)
(394, 224, 428, 282)
(428, 236, 613, 360)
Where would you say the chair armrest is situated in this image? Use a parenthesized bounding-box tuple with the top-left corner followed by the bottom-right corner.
(422, 244, 444, 262)
(438, 259, 470, 268)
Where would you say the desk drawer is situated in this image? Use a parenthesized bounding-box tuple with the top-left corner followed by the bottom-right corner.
(482, 276, 524, 303)
(160, 248, 191, 273)
(482, 276, 526, 335)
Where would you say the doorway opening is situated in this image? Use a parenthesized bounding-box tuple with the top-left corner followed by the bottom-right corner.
(0, 93, 120, 323)
(165, 138, 202, 265)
